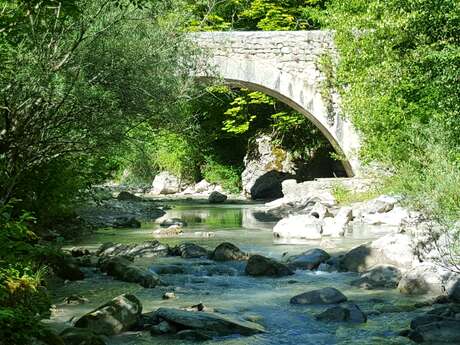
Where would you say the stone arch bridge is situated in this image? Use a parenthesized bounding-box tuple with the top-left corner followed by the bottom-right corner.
(191, 31, 361, 176)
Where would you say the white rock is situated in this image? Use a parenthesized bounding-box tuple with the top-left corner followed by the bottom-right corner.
(363, 195, 400, 214)
(273, 215, 322, 239)
(195, 179, 212, 193)
(322, 207, 353, 237)
(362, 206, 409, 226)
(309, 202, 333, 220)
(151, 171, 181, 195)
(398, 262, 455, 295)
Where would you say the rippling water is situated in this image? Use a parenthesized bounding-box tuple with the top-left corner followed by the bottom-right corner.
(48, 201, 429, 345)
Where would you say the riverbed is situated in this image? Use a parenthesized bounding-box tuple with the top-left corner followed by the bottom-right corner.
(48, 200, 430, 344)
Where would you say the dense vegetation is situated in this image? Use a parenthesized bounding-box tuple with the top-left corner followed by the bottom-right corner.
(0, 0, 199, 342)
(0, 0, 458, 342)
(187, 0, 460, 260)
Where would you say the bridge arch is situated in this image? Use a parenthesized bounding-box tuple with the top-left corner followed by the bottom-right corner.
(191, 31, 361, 177)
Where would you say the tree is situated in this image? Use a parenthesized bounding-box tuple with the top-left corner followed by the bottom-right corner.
(0, 0, 199, 215)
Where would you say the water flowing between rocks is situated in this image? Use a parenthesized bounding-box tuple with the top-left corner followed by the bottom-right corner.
(48, 200, 431, 345)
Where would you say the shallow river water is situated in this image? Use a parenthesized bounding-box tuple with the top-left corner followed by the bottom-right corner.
(49, 200, 430, 345)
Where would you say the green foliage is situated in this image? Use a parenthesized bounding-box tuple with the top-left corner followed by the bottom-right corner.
(186, 0, 327, 31)
(222, 89, 273, 134)
(0, 204, 51, 344)
(202, 157, 242, 193)
(324, 0, 460, 263)
(0, 0, 199, 217)
(331, 183, 381, 205)
(152, 130, 201, 182)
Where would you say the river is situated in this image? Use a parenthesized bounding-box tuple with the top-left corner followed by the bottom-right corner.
(47, 200, 429, 344)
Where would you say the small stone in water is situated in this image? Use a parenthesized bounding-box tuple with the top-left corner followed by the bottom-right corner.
(163, 292, 176, 300)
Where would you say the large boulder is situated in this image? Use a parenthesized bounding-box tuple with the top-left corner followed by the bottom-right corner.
(208, 191, 227, 204)
(75, 294, 142, 336)
(273, 215, 322, 240)
(245, 255, 294, 277)
(350, 264, 402, 289)
(398, 263, 455, 295)
(116, 191, 142, 201)
(447, 275, 460, 302)
(362, 206, 410, 227)
(99, 256, 160, 288)
(59, 328, 106, 345)
(315, 303, 367, 323)
(290, 287, 347, 305)
(241, 134, 295, 200)
(285, 248, 330, 270)
(341, 234, 417, 272)
(210, 243, 248, 261)
(151, 308, 265, 336)
(264, 186, 337, 219)
(151, 171, 181, 195)
(96, 241, 169, 258)
(403, 305, 460, 343)
(172, 243, 209, 258)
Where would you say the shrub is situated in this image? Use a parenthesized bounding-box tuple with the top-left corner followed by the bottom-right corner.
(202, 157, 242, 194)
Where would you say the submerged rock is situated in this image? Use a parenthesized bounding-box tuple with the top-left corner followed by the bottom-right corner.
(112, 216, 141, 229)
(315, 303, 367, 323)
(245, 254, 294, 277)
(351, 264, 402, 289)
(96, 241, 169, 258)
(100, 256, 160, 288)
(75, 294, 142, 336)
(176, 329, 212, 341)
(403, 305, 460, 343)
(172, 243, 209, 258)
(151, 307, 265, 336)
(60, 328, 106, 345)
(152, 264, 185, 275)
(210, 242, 248, 261)
(285, 248, 330, 270)
(290, 287, 347, 305)
(208, 191, 227, 204)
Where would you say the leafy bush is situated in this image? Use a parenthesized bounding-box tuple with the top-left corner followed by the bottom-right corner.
(324, 0, 460, 266)
(0, 204, 51, 344)
(151, 130, 201, 183)
(202, 157, 242, 194)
